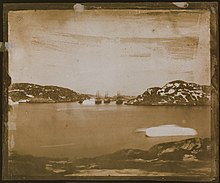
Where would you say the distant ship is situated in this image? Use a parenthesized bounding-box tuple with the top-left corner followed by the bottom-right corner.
(116, 92, 123, 105)
(78, 99, 83, 104)
(95, 91, 102, 104)
(104, 92, 111, 104)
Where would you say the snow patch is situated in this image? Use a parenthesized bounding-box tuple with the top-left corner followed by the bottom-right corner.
(167, 89, 175, 94)
(174, 83, 180, 87)
(165, 83, 173, 87)
(26, 94, 34, 98)
(160, 92, 165, 96)
(147, 89, 152, 94)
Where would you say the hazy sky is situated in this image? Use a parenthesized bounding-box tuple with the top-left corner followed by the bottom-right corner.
(8, 9, 210, 96)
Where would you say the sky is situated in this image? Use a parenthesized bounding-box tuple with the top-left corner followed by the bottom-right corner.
(8, 9, 210, 96)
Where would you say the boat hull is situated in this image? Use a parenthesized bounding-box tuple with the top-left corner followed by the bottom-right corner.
(104, 99, 110, 104)
(116, 100, 123, 104)
(95, 100, 102, 104)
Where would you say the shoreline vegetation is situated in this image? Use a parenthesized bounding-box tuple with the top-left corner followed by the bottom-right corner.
(8, 80, 211, 106)
(8, 137, 212, 179)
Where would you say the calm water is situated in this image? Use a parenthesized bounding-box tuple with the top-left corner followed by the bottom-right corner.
(8, 102, 211, 160)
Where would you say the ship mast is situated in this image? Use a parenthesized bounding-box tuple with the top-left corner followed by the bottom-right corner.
(105, 91, 108, 98)
(96, 91, 100, 98)
(117, 91, 120, 98)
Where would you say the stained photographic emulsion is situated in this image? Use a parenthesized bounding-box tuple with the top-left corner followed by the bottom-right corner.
(1, 2, 219, 181)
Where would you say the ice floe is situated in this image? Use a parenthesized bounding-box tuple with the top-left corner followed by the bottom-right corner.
(82, 99, 95, 105)
(136, 124, 197, 137)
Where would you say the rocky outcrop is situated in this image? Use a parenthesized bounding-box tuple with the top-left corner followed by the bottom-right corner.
(147, 137, 211, 161)
(9, 83, 90, 103)
(126, 80, 211, 105)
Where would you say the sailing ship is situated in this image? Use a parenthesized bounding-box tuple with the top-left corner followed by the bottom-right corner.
(116, 92, 123, 105)
(95, 91, 102, 104)
(104, 91, 111, 104)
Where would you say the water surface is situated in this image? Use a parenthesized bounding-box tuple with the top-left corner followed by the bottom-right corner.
(8, 102, 211, 160)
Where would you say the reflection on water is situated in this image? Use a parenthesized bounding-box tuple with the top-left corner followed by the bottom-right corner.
(8, 102, 211, 159)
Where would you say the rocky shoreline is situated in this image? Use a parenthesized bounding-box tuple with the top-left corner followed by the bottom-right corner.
(8, 137, 212, 179)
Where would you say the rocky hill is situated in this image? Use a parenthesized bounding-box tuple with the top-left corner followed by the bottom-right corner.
(9, 138, 212, 178)
(125, 80, 211, 105)
(9, 83, 90, 103)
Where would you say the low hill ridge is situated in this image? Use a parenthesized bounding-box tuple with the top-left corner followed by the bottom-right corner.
(126, 80, 211, 105)
(9, 83, 89, 103)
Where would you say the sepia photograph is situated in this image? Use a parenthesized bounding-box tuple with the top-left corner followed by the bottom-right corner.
(2, 2, 219, 181)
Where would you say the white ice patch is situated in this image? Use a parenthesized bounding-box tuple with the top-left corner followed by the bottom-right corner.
(82, 99, 95, 105)
(145, 124, 197, 137)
